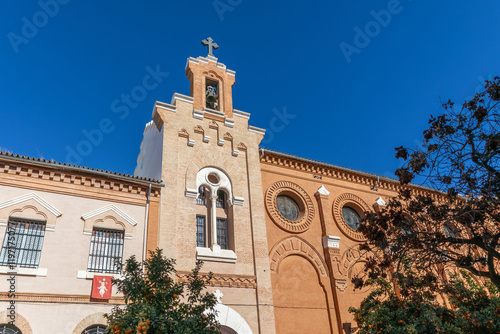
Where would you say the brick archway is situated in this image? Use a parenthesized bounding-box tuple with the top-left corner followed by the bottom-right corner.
(0, 311, 33, 334)
(72, 312, 107, 334)
(269, 236, 328, 278)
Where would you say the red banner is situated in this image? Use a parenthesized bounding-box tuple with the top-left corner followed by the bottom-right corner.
(91, 276, 112, 299)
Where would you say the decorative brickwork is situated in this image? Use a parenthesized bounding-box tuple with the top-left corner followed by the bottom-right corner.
(0, 311, 33, 334)
(332, 193, 371, 241)
(176, 272, 257, 289)
(265, 181, 315, 233)
(269, 236, 328, 278)
(72, 312, 108, 334)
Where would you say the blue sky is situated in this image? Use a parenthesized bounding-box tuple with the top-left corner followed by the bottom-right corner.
(1, 1, 499, 180)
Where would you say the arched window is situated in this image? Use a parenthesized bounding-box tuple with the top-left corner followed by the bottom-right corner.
(81, 324, 107, 334)
(194, 168, 236, 263)
(0, 324, 22, 334)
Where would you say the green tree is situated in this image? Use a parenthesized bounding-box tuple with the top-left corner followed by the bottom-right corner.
(104, 248, 220, 334)
(349, 268, 500, 334)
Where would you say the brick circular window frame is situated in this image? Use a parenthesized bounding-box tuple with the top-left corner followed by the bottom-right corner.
(333, 193, 371, 241)
(266, 181, 314, 233)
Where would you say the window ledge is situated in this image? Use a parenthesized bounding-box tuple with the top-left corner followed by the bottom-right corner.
(0, 266, 47, 277)
(196, 246, 237, 263)
(77, 270, 123, 280)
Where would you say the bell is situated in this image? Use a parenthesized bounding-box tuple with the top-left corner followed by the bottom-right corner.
(206, 86, 217, 103)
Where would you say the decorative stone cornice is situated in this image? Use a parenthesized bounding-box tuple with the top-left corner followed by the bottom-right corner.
(170, 93, 194, 105)
(176, 272, 257, 289)
(373, 196, 387, 212)
(0, 291, 125, 305)
(260, 149, 443, 199)
(0, 159, 162, 205)
(322, 235, 340, 249)
(224, 118, 235, 128)
(316, 185, 330, 196)
(248, 125, 266, 135)
(233, 109, 250, 119)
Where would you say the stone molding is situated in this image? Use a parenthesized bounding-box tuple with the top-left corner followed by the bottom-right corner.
(0, 193, 61, 230)
(265, 181, 315, 233)
(332, 193, 370, 241)
(196, 246, 237, 264)
(322, 235, 340, 249)
(176, 271, 257, 289)
(232, 109, 250, 119)
(373, 196, 387, 212)
(316, 185, 330, 196)
(0, 291, 125, 305)
(0, 266, 47, 277)
(269, 236, 328, 278)
(82, 205, 137, 227)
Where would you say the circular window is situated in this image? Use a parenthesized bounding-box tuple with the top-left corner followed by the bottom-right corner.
(342, 206, 361, 230)
(207, 173, 219, 185)
(266, 181, 314, 233)
(333, 193, 371, 241)
(276, 195, 300, 221)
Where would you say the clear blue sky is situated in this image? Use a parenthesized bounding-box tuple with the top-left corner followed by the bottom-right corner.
(1, 1, 499, 179)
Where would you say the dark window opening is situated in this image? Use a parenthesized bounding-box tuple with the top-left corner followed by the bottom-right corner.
(217, 218, 228, 250)
(196, 215, 206, 247)
(216, 190, 226, 209)
(206, 79, 220, 110)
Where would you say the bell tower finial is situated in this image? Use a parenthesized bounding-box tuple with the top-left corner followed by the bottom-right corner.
(201, 37, 219, 57)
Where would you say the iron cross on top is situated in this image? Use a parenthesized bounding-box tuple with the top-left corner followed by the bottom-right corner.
(202, 37, 219, 56)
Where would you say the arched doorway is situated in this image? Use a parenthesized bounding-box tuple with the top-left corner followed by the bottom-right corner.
(273, 255, 331, 334)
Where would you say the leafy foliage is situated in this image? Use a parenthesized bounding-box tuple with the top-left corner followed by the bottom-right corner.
(349, 269, 500, 334)
(357, 77, 500, 290)
(104, 249, 220, 334)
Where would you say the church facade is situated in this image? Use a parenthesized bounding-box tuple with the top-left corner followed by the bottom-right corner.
(0, 43, 408, 334)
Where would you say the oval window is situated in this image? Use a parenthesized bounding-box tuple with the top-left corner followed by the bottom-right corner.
(342, 206, 361, 230)
(276, 195, 300, 221)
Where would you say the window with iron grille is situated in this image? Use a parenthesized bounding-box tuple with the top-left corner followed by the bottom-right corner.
(81, 325, 106, 334)
(0, 218, 46, 268)
(216, 218, 228, 249)
(196, 215, 206, 247)
(87, 228, 124, 274)
(197, 186, 206, 205)
(216, 190, 226, 209)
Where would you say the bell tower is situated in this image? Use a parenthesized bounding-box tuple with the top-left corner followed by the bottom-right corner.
(186, 37, 236, 119)
(134, 38, 276, 333)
